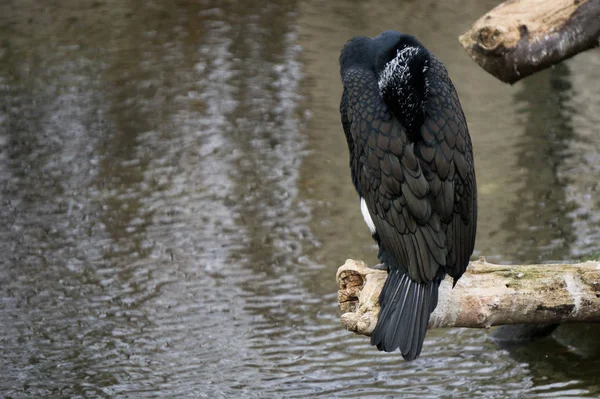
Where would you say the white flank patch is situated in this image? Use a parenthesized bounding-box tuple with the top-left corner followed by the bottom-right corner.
(360, 197, 376, 235)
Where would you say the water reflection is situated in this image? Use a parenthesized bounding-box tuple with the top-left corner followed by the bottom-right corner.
(1, 0, 600, 398)
(504, 63, 575, 263)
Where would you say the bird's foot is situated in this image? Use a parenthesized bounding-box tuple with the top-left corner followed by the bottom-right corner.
(370, 263, 387, 271)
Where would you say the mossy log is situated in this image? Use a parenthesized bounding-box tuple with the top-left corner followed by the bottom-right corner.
(459, 0, 600, 84)
(337, 258, 600, 336)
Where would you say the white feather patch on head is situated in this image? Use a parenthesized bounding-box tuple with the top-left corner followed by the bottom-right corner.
(378, 46, 420, 93)
(360, 197, 376, 235)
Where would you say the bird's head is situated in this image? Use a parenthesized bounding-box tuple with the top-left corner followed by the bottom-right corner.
(372, 31, 423, 72)
(339, 30, 430, 132)
(373, 31, 430, 131)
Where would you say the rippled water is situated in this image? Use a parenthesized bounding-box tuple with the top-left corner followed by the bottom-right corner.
(1, 0, 600, 398)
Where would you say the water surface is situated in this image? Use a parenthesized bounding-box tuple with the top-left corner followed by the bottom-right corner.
(1, 0, 600, 398)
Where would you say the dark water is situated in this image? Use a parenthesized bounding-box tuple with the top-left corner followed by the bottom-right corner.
(1, 0, 600, 398)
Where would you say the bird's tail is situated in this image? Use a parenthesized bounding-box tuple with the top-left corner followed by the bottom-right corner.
(370, 268, 441, 361)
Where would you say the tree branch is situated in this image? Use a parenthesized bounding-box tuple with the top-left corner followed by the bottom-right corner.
(337, 258, 600, 336)
(458, 0, 600, 84)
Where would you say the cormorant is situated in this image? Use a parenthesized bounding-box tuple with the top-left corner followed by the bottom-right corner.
(339, 30, 477, 361)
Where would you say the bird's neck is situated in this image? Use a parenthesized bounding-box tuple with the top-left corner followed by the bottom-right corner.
(378, 46, 429, 135)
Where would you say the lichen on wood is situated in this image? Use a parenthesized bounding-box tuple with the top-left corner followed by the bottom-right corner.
(337, 258, 600, 336)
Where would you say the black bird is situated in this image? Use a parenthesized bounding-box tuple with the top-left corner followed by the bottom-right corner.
(339, 30, 477, 360)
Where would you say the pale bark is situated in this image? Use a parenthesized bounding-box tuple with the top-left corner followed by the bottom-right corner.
(337, 258, 600, 336)
(458, 0, 600, 84)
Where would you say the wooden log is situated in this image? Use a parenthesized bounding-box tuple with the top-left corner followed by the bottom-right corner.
(337, 258, 600, 336)
(458, 0, 600, 84)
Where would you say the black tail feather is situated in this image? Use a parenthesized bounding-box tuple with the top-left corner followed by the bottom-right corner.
(370, 269, 441, 360)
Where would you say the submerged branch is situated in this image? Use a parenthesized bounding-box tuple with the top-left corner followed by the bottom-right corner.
(337, 258, 600, 336)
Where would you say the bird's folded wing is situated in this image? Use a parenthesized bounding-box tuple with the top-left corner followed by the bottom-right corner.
(415, 57, 477, 278)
